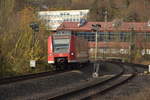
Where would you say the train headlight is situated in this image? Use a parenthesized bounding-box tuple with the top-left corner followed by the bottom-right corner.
(49, 54, 53, 56)
(71, 52, 74, 56)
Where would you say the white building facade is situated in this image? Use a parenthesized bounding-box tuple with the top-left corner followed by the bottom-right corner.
(38, 9, 89, 30)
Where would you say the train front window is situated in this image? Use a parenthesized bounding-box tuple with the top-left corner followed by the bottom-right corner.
(53, 38, 70, 53)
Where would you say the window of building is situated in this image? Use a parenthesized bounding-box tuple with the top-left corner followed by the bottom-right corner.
(120, 32, 127, 42)
(99, 32, 105, 41)
(80, 12, 83, 16)
(76, 32, 95, 41)
(70, 19, 72, 22)
(107, 32, 114, 41)
(145, 32, 150, 42)
(72, 19, 75, 22)
(76, 19, 79, 22)
(56, 30, 72, 35)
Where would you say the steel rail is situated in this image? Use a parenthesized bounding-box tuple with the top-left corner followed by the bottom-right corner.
(48, 62, 124, 100)
(0, 63, 87, 85)
(0, 70, 69, 85)
(81, 62, 137, 100)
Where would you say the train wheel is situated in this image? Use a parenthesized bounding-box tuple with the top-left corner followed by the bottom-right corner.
(79, 63, 83, 68)
(64, 65, 68, 70)
(55, 65, 60, 71)
(60, 65, 64, 71)
(50, 65, 56, 71)
(67, 64, 72, 70)
(73, 63, 78, 69)
(71, 64, 75, 69)
(55, 66, 59, 71)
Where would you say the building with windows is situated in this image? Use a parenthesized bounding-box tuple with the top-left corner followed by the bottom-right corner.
(57, 21, 150, 59)
(57, 21, 150, 42)
(38, 9, 89, 30)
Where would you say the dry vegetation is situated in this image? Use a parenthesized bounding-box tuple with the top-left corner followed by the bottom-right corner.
(0, 0, 150, 77)
(0, 0, 50, 77)
(14, 0, 150, 22)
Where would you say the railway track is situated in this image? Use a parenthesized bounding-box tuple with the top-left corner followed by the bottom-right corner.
(0, 63, 91, 100)
(49, 62, 137, 100)
(0, 64, 82, 85)
(0, 70, 67, 85)
(0, 62, 146, 100)
(83, 62, 137, 100)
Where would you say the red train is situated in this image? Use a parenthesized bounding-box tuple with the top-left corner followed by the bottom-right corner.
(48, 34, 89, 69)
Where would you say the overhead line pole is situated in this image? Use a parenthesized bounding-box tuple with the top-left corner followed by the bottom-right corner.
(103, 9, 108, 60)
(95, 29, 98, 61)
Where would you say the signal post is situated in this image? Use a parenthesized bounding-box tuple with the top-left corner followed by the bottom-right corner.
(91, 24, 101, 78)
(29, 22, 39, 69)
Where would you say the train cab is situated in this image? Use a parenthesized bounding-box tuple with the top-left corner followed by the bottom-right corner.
(48, 30, 89, 69)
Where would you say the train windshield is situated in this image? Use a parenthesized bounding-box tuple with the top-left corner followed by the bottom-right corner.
(53, 38, 70, 53)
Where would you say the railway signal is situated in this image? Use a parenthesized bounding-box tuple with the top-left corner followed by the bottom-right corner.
(29, 22, 39, 48)
(29, 22, 39, 69)
(91, 24, 101, 61)
(30, 22, 39, 32)
(91, 24, 101, 78)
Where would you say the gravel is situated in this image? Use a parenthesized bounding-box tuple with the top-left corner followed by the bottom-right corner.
(92, 65, 150, 100)
(0, 62, 121, 100)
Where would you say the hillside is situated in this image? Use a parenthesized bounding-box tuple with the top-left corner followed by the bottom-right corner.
(16, 0, 150, 22)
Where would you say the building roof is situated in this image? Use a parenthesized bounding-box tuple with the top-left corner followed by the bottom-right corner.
(57, 22, 150, 32)
(38, 9, 89, 15)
